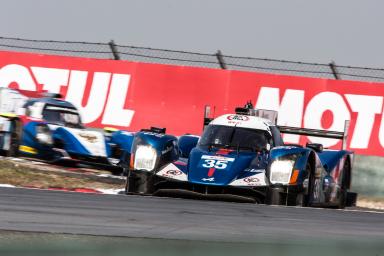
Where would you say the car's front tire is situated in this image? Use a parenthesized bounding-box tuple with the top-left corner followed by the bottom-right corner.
(125, 170, 155, 195)
(266, 186, 284, 205)
(268, 163, 313, 207)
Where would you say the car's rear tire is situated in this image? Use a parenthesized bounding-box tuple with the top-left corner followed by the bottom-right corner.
(304, 163, 315, 207)
(336, 159, 350, 209)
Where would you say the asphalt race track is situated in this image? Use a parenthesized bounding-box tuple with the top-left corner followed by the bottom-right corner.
(0, 187, 383, 244)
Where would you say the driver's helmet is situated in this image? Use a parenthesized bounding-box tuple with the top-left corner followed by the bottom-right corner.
(214, 138, 222, 145)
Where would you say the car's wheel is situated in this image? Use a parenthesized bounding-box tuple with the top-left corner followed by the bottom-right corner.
(4, 122, 20, 157)
(304, 163, 315, 207)
(125, 170, 155, 195)
(336, 160, 350, 209)
(287, 163, 314, 207)
(266, 186, 283, 205)
(110, 167, 123, 176)
(6, 133, 19, 157)
(287, 192, 305, 206)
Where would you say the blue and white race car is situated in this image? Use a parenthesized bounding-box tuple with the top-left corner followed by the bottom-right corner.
(125, 103, 357, 207)
(0, 88, 134, 173)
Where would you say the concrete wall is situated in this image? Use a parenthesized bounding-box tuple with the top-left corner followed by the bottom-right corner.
(352, 155, 384, 198)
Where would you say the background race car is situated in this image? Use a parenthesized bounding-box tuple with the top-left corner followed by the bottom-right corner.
(125, 103, 357, 208)
(0, 88, 133, 174)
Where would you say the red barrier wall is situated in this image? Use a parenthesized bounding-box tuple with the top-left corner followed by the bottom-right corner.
(1, 50, 384, 156)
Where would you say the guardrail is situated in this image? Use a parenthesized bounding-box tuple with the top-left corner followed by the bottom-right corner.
(1, 36, 384, 82)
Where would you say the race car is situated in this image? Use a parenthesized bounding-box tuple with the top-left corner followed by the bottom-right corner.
(0, 88, 134, 173)
(125, 103, 357, 208)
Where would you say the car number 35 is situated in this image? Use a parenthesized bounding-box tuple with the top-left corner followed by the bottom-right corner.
(202, 159, 228, 169)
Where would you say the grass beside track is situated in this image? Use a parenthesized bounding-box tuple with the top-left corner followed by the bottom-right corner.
(0, 159, 125, 190)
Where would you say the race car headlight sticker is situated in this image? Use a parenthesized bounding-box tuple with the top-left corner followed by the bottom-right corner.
(134, 145, 158, 172)
(36, 125, 53, 145)
(269, 159, 295, 184)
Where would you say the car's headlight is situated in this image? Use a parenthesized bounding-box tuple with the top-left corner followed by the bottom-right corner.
(134, 145, 158, 172)
(269, 159, 295, 184)
(36, 125, 53, 145)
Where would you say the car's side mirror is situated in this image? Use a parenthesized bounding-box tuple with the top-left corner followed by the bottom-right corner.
(306, 143, 323, 152)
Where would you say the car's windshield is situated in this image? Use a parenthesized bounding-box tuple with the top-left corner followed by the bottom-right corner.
(198, 125, 271, 151)
(42, 105, 82, 128)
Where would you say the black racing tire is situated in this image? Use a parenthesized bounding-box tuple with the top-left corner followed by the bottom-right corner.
(266, 187, 283, 205)
(110, 167, 123, 176)
(304, 163, 315, 207)
(5, 124, 20, 157)
(287, 192, 305, 207)
(287, 163, 314, 207)
(336, 160, 350, 209)
(125, 170, 155, 195)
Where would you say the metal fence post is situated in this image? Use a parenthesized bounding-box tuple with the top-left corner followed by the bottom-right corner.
(329, 61, 340, 80)
(216, 50, 227, 69)
(108, 40, 120, 60)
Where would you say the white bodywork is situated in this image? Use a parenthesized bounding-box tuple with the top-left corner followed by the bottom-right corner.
(48, 125, 108, 157)
(156, 163, 188, 181)
(210, 114, 272, 134)
(0, 88, 28, 115)
(0, 116, 12, 150)
(229, 171, 268, 186)
(63, 128, 107, 157)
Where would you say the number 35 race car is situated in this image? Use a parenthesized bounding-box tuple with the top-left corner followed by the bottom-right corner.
(125, 103, 357, 208)
(0, 88, 133, 174)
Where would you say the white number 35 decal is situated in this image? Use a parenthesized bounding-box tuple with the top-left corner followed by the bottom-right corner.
(202, 160, 228, 169)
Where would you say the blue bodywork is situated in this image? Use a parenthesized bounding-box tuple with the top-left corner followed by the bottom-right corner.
(187, 147, 261, 186)
(16, 96, 134, 170)
(130, 123, 354, 206)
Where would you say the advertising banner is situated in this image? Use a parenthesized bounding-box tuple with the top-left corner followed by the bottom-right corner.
(0, 50, 383, 156)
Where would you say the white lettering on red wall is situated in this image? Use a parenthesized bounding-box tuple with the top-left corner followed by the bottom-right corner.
(0, 62, 135, 127)
(255, 87, 384, 151)
(255, 87, 304, 143)
(1, 50, 384, 156)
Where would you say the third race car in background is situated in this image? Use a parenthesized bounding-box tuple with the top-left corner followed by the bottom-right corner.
(125, 102, 357, 208)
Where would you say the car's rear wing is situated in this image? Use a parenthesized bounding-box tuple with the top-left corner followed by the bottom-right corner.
(278, 120, 350, 150)
(203, 105, 215, 129)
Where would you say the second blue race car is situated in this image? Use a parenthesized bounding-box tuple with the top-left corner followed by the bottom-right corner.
(0, 88, 134, 174)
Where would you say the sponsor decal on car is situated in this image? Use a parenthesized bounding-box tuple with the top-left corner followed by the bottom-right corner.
(227, 115, 250, 121)
(199, 155, 235, 174)
(19, 145, 37, 154)
(156, 163, 188, 181)
(243, 177, 260, 183)
(166, 170, 183, 176)
(161, 145, 173, 155)
(201, 155, 234, 161)
(244, 168, 264, 173)
(229, 172, 267, 186)
(78, 132, 98, 143)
